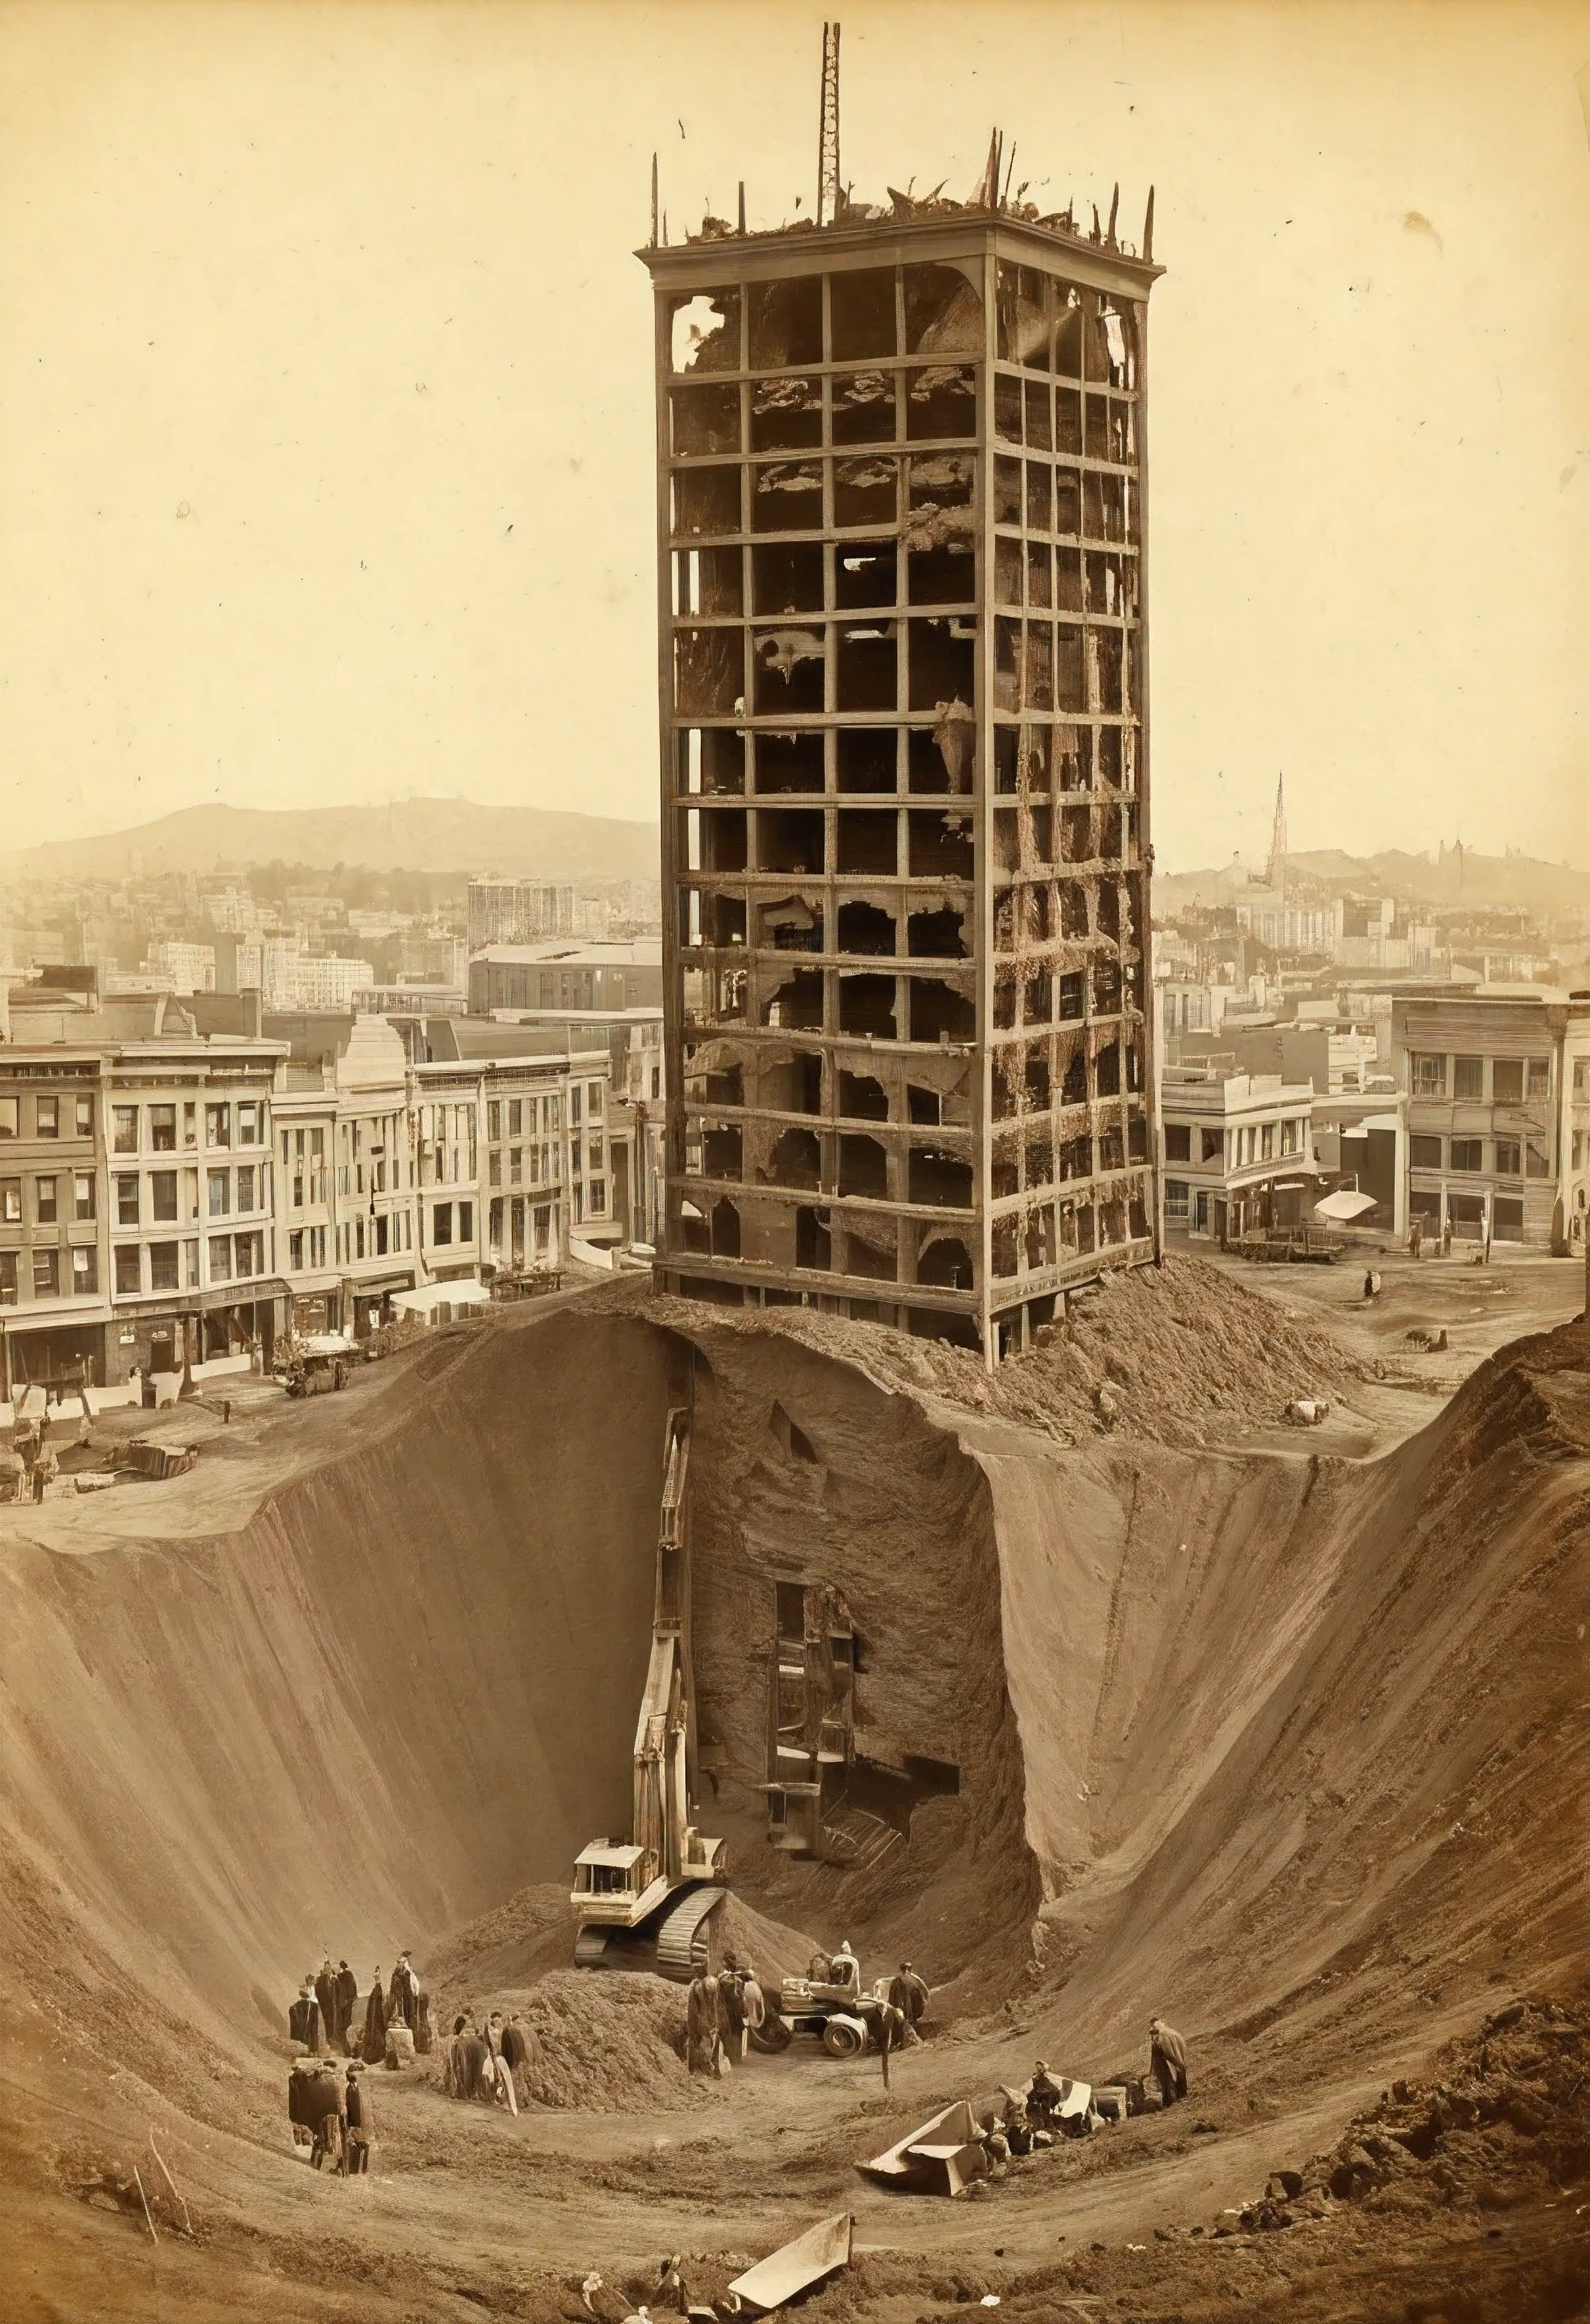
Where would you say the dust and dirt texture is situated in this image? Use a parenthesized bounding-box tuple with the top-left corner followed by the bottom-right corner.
(1, 1252, 1586, 2324)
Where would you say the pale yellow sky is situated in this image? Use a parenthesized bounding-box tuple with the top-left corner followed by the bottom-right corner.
(2, 0, 1587, 872)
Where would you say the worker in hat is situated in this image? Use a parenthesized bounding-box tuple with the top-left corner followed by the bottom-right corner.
(1149, 2016, 1189, 2107)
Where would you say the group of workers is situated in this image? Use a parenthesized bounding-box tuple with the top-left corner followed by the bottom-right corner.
(287, 2057, 376, 2173)
(289, 1954, 429, 2068)
(438, 2010, 540, 2111)
(685, 1954, 766, 2076)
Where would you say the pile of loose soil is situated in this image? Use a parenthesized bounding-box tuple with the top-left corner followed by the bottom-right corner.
(588, 1252, 1368, 1448)
(458, 1969, 701, 2113)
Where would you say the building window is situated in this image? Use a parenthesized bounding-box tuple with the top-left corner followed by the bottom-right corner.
(150, 1171, 178, 1223)
(0, 1097, 17, 1138)
(1449, 1140, 1482, 1173)
(1165, 1179, 1189, 1219)
(1575, 1059, 1587, 1096)
(0, 1252, 16, 1303)
(1491, 1058, 1522, 1103)
(73, 1246, 98, 1294)
(36, 1175, 58, 1223)
(650, 1066, 661, 1101)
(208, 1170, 229, 1217)
(459, 1201, 473, 1241)
(489, 1151, 501, 1187)
(34, 1247, 61, 1296)
(433, 1203, 452, 1245)
(588, 1081, 604, 1118)
(573, 1182, 584, 1224)
(149, 1242, 180, 1292)
(1, 1178, 18, 1222)
(488, 1101, 501, 1140)
(113, 1105, 139, 1153)
(238, 1101, 263, 1145)
(184, 1239, 200, 1287)
(1452, 1056, 1483, 1101)
(114, 1245, 141, 1295)
(589, 1179, 605, 1215)
(1261, 1122, 1275, 1159)
(1526, 1060, 1550, 1101)
(36, 1095, 59, 1138)
(151, 1103, 177, 1152)
(74, 1171, 95, 1220)
(1163, 1123, 1191, 1162)
(289, 1229, 304, 1270)
(1492, 1196, 1525, 1241)
(1410, 1054, 1446, 1098)
(236, 1164, 256, 1213)
(1526, 1139, 1550, 1179)
(1409, 1134, 1442, 1171)
(571, 1136, 583, 1175)
(236, 1231, 261, 1277)
(75, 1095, 94, 1136)
(184, 1101, 197, 1149)
(1494, 1139, 1521, 1177)
(510, 1146, 522, 1185)
(1200, 1127, 1222, 1165)
(205, 1103, 230, 1149)
(115, 1173, 139, 1226)
(209, 1235, 232, 1281)
(570, 1085, 582, 1126)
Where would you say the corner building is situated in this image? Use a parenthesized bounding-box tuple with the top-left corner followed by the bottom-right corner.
(642, 204, 1163, 1359)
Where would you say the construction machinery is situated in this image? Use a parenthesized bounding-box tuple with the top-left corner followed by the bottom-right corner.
(570, 1405, 728, 1981)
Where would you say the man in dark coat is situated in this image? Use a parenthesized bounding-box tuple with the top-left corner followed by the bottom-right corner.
(889, 1962, 929, 2042)
(1026, 2060, 1064, 2123)
(1149, 2016, 1189, 2107)
(388, 1952, 419, 2033)
(289, 1978, 323, 2053)
(287, 2059, 316, 2147)
(360, 1970, 388, 2065)
(870, 1996, 909, 2090)
(335, 1962, 358, 2049)
(500, 2014, 539, 2106)
(456, 2030, 489, 2100)
(306, 2061, 345, 2170)
(343, 2063, 374, 2173)
(314, 1959, 337, 2048)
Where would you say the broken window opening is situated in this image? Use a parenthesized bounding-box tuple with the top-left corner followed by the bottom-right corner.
(1027, 540, 1053, 609)
(908, 539, 975, 607)
(1058, 971, 1086, 1022)
(671, 289, 740, 374)
(1060, 1041, 1088, 1106)
(749, 276, 822, 369)
(763, 1126, 822, 1189)
(1056, 385, 1083, 454)
(916, 1231, 973, 1288)
(903, 262, 983, 356)
(703, 1124, 743, 1179)
(675, 627, 743, 718)
(758, 894, 820, 951)
(795, 1204, 832, 1270)
(679, 1196, 710, 1254)
(693, 805, 747, 873)
(756, 1051, 823, 1115)
(908, 1085, 943, 1126)
(754, 460, 823, 534)
(994, 370, 1023, 445)
(995, 535, 1023, 609)
(755, 730, 825, 794)
(709, 1197, 741, 1257)
(1025, 1130, 1056, 1188)
(673, 465, 742, 539)
(1025, 378, 1053, 452)
(1058, 1134, 1091, 1182)
(1094, 1042, 1122, 1099)
(838, 973, 897, 1039)
(1054, 551, 1084, 615)
(833, 369, 897, 448)
(1058, 883, 1089, 940)
(838, 1133, 888, 1198)
(994, 455, 1023, 528)
(836, 541, 897, 609)
(757, 808, 825, 874)
(909, 725, 955, 796)
(761, 970, 824, 1031)
(837, 899, 896, 957)
(678, 726, 746, 799)
(994, 974, 1018, 1031)
(909, 620, 975, 713)
(831, 266, 897, 361)
(1024, 1044, 1051, 1109)
(907, 906, 966, 960)
(907, 364, 977, 441)
(671, 381, 741, 456)
(909, 977, 975, 1044)
(1054, 466, 1082, 537)
(1023, 969, 1052, 1025)
(753, 541, 824, 615)
(754, 625, 825, 715)
(702, 891, 747, 946)
(704, 1060, 743, 1106)
(842, 1218, 898, 1280)
(836, 624, 899, 712)
(908, 809, 974, 880)
(996, 262, 1051, 368)
(835, 811, 898, 876)
(751, 374, 822, 452)
(673, 546, 744, 619)
(835, 455, 897, 530)
(837, 727, 897, 794)
(991, 1217, 1019, 1277)
(1056, 627, 1086, 715)
(837, 1070, 888, 1122)
(1054, 288, 1084, 379)
(1096, 881, 1121, 942)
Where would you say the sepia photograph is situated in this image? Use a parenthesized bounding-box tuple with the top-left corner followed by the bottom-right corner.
(1, 3, 1586, 2319)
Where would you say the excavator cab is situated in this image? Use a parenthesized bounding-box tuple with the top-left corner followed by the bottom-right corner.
(571, 1406, 728, 1980)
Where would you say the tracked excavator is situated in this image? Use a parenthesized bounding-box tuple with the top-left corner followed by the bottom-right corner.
(570, 1404, 728, 1981)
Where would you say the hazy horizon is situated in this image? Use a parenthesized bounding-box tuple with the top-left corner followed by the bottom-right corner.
(3, 1, 1587, 873)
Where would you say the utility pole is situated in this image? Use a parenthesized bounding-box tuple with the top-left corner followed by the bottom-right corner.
(817, 21, 841, 228)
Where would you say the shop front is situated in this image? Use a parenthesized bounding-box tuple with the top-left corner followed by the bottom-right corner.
(0, 1307, 111, 1402)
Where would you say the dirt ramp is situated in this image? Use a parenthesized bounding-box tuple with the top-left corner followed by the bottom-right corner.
(0, 1309, 675, 2047)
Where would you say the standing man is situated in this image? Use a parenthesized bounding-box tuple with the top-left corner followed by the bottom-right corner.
(289, 1977, 324, 2054)
(342, 2063, 374, 2173)
(335, 1961, 359, 2051)
(314, 1959, 337, 2051)
(388, 1952, 419, 2032)
(1148, 2015, 1189, 2107)
(686, 1972, 725, 2076)
(739, 1962, 766, 2053)
(889, 1961, 929, 2042)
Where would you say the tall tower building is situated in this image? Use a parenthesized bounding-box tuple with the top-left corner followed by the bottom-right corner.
(1266, 774, 1288, 897)
(641, 175, 1163, 1361)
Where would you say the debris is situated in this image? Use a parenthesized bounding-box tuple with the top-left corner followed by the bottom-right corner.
(728, 2213, 852, 2312)
(132, 2164, 158, 2243)
(857, 2100, 991, 2197)
(147, 2128, 192, 2235)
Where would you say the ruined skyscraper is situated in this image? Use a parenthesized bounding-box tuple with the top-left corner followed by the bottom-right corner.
(641, 164, 1163, 1361)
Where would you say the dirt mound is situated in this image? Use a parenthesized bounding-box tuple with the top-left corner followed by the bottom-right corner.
(472, 1969, 700, 2113)
(589, 1250, 1369, 1448)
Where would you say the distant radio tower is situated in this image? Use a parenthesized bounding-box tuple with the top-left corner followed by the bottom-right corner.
(1266, 773, 1288, 897)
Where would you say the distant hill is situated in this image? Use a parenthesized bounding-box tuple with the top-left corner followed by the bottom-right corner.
(2, 799, 660, 885)
(1156, 846, 1588, 918)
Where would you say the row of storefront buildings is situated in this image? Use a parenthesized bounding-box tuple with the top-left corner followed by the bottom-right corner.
(0, 986, 646, 1403)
